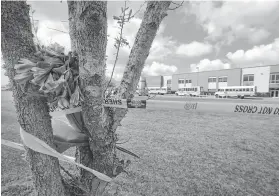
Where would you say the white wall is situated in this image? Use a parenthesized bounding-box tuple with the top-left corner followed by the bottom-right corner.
(218, 82, 228, 88)
(242, 66, 270, 92)
(178, 83, 184, 89)
(138, 77, 143, 89)
(163, 75, 172, 87)
(208, 82, 217, 90)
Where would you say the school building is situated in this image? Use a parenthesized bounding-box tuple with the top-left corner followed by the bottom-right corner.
(139, 64, 279, 97)
(171, 64, 279, 97)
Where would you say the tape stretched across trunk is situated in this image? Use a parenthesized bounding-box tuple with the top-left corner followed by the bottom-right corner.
(19, 127, 112, 182)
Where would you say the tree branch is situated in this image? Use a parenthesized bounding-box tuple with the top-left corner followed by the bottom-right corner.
(129, 1, 147, 19)
(47, 27, 69, 34)
(105, 1, 127, 96)
(168, 1, 184, 10)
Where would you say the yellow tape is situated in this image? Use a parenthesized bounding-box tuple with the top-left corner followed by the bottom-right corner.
(50, 100, 279, 117)
(1, 139, 75, 161)
(2, 128, 112, 182)
(147, 100, 279, 116)
(1, 139, 25, 151)
(19, 127, 112, 182)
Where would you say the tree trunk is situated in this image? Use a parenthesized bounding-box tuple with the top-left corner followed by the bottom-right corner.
(68, 1, 112, 194)
(1, 2, 66, 196)
(67, 1, 171, 195)
(118, 1, 171, 96)
(114, 1, 172, 139)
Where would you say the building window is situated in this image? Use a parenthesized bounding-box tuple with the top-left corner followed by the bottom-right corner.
(218, 76, 227, 82)
(243, 74, 254, 86)
(243, 74, 254, 82)
(178, 79, 184, 84)
(208, 77, 217, 83)
(270, 73, 279, 84)
(185, 79, 192, 84)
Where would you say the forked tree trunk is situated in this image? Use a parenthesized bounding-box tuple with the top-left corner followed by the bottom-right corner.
(1, 2, 66, 196)
(68, 1, 171, 195)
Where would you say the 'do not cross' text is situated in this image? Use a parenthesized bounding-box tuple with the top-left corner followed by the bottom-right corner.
(234, 105, 279, 115)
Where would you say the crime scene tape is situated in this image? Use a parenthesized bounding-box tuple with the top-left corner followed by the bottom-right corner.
(2, 128, 112, 182)
(1, 139, 75, 161)
(50, 99, 279, 117)
(1, 139, 25, 151)
(147, 100, 279, 116)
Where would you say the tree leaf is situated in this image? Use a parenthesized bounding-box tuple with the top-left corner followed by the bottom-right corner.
(54, 83, 64, 96)
(31, 70, 50, 87)
(14, 72, 33, 84)
(41, 74, 66, 94)
(43, 56, 64, 66)
(113, 16, 120, 20)
(70, 85, 79, 106)
(31, 67, 46, 72)
(15, 67, 33, 74)
(17, 58, 36, 67)
(116, 146, 140, 159)
(36, 61, 51, 69)
(52, 64, 67, 74)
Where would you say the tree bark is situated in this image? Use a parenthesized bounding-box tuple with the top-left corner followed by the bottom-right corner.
(1, 2, 66, 196)
(67, 1, 171, 195)
(68, 1, 112, 194)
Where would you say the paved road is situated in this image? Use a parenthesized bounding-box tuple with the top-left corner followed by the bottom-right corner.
(135, 94, 279, 104)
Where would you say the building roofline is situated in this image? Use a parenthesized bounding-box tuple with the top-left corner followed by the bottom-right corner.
(173, 67, 241, 75)
(172, 64, 279, 76)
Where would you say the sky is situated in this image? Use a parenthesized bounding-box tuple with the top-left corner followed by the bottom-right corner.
(1, 0, 279, 86)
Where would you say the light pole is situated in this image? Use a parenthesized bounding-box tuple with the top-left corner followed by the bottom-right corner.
(196, 66, 199, 86)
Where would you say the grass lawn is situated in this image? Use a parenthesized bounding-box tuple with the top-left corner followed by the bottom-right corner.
(1, 91, 279, 196)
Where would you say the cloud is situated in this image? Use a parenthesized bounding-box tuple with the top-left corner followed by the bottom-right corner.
(36, 20, 71, 53)
(176, 41, 212, 57)
(234, 26, 270, 44)
(186, 1, 279, 45)
(142, 62, 177, 76)
(105, 61, 178, 81)
(226, 38, 279, 67)
(190, 59, 230, 72)
(105, 63, 125, 81)
(148, 35, 177, 60)
(147, 23, 177, 60)
(27, 1, 68, 21)
(107, 19, 177, 64)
